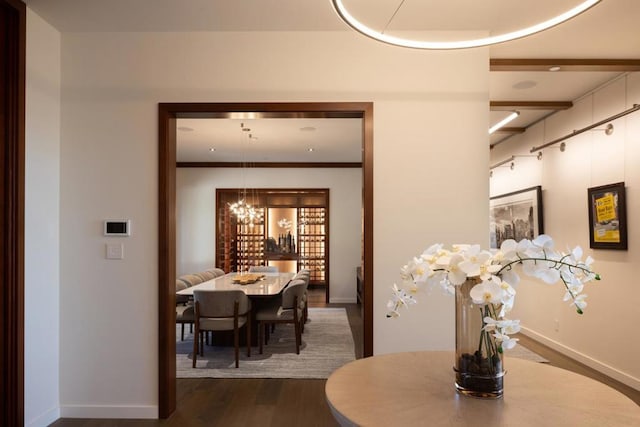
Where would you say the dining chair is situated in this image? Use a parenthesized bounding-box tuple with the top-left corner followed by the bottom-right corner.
(207, 267, 226, 277)
(294, 270, 311, 325)
(256, 279, 306, 355)
(195, 270, 216, 281)
(248, 265, 279, 273)
(176, 279, 194, 340)
(192, 289, 252, 368)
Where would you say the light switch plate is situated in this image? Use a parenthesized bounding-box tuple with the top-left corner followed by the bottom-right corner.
(106, 243, 124, 260)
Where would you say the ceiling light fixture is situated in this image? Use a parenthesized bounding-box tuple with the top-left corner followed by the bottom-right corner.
(489, 111, 520, 134)
(548, 66, 562, 72)
(330, 0, 601, 50)
(228, 123, 263, 226)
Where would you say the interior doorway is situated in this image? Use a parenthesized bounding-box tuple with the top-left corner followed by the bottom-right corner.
(158, 102, 373, 418)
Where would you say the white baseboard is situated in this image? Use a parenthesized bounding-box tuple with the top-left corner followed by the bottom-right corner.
(27, 406, 60, 427)
(329, 297, 357, 303)
(60, 404, 158, 419)
(520, 326, 640, 391)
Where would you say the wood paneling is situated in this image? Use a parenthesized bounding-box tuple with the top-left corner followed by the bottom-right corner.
(159, 102, 374, 418)
(0, 1, 25, 426)
(177, 162, 362, 168)
(490, 58, 640, 72)
(490, 101, 573, 111)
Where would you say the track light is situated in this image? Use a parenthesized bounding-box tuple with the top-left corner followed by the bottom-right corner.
(489, 111, 520, 134)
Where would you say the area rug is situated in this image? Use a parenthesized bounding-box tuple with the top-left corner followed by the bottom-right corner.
(177, 307, 356, 379)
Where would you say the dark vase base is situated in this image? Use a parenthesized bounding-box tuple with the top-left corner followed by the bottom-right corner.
(454, 352, 504, 399)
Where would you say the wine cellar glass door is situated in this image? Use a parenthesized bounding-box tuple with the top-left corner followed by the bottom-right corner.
(298, 207, 326, 285)
(216, 189, 329, 297)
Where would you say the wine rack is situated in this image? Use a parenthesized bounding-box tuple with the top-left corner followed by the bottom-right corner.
(216, 189, 328, 287)
(298, 207, 326, 284)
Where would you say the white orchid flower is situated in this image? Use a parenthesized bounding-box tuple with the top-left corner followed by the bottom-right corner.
(386, 283, 417, 318)
(532, 234, 555, 250)
(442, 253, 467, 285)
(570, 293, 588, 311)
(493, 331, 519, 350)
(469, 280, 503, 305)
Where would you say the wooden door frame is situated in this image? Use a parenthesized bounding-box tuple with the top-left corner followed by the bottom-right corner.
(158, 102, 373, 418)
(1, 0, 26, 426)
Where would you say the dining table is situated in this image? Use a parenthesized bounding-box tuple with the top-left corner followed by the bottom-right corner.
(177, 271, 295, 346)
(176, 271, 295, 298)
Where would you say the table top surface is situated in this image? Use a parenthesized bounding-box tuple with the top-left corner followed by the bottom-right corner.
(177, 272, 294, 297)
(325, 351, 640, 427)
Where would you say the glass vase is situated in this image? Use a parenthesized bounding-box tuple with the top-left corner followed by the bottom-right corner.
(454, 278, 504, 398)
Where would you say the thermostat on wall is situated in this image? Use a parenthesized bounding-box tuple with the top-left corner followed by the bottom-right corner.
(104, 220, 131, 236)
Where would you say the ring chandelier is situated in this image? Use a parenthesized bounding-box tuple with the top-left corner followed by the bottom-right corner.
(330, 0, 602, 50)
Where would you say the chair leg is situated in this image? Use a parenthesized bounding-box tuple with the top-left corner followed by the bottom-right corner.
(246, 313, 251, 357)
(192, 324, 199, 368)
(294, 319, 301, 354)
(181, 323, 185, 341)
(234, 324, 240, 368)
(259, 321, 264, 354)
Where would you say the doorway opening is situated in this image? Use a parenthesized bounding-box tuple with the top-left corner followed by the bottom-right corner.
(158, 102, 373, 418)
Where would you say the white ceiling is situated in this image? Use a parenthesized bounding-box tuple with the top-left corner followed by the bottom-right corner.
(24, 0, 640, 161)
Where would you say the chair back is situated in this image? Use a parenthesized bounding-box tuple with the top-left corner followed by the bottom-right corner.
(178, 274, 203, 287)
(194, 290, 250, 318)
(207, 268, 226, 277)
(293, 272, 310, 286)
(282, 279, 306, 309)
(195, 270, 216, 281)
(248, 265, 279, 273)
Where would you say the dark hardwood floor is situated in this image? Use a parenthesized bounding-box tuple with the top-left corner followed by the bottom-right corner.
(49, 287, 638, 426)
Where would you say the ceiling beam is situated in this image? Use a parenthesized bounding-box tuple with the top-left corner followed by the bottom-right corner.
(490, 58, 640, 72)
(492, 127, 526, 134)
(490, 101, 573, 111)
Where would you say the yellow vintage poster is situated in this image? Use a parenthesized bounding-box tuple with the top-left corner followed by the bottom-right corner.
(593, 193, 619, 243)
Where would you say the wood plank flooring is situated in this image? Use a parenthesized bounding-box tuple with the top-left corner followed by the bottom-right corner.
(49, 287, 638, 426)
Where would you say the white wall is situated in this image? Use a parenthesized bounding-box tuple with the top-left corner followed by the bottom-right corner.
(54, 30, 488, 417)
(490, 73, 640, 390)
(176, 168, 362, 303)
(25, 9, 61, 427)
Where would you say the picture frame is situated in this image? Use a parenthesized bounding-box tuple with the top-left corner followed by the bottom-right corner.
(587, 182, 627, 250)
(490, 186, 543, 249)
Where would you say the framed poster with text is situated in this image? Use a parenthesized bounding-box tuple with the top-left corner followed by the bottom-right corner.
(587, 182, 627, 250)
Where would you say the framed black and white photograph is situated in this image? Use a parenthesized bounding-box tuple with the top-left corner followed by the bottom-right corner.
(490, 186, 543, 249)
(588, 182, 627, 250)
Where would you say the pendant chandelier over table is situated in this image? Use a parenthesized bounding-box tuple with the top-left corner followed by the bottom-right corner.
(228, 122, 263, 226)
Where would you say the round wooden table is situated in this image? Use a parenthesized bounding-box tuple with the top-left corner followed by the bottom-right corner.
(325, 351, 640, 426)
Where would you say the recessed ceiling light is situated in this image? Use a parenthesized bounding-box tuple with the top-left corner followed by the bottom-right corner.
(209, 148, 216, 152)
(177, 126, 194, 132)
(300, 126, 316, 132)
(513, 80, 537, 90)
(308, 148, 315, 152)
(549, 66, 561, 72)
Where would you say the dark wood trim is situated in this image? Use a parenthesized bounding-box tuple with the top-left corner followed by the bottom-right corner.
(492, 127, 526, 134)
(158, 105, 177, 418)
(177, 162, 362, 168)
(1, 1, 26, 426)
(490, 101, 573, 111)
(490, 58, 640, 72)
(159, 102, 374, 418)
(362, 103, 373, 359)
